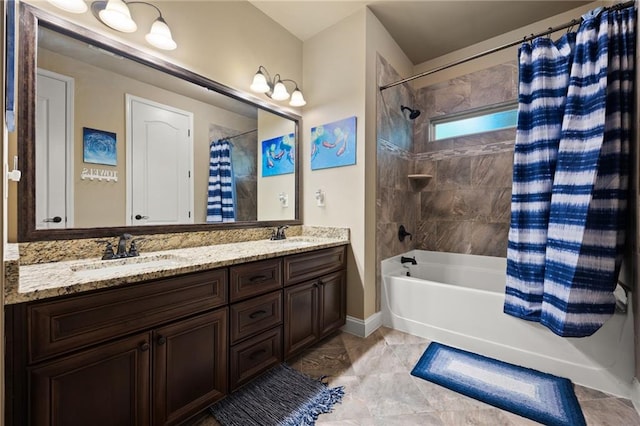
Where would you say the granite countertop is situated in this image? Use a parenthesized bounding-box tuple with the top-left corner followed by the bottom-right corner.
(5, 233, 349, 305)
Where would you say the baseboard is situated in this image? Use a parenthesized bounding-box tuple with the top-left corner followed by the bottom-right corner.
(631, 378, 640, 414)
(342, 312, 383, 338)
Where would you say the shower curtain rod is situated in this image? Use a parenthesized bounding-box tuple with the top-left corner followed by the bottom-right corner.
(379, 0, 636, 91)
(226, 129, 257, 140)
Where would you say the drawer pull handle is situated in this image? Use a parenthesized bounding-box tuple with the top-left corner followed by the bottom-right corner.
(249, 309, 267, 319)
(249, 275, 269, 283)
(139, 342, 150, 352)
(157, 335, 166, 345)
(249, 349, 267, 360)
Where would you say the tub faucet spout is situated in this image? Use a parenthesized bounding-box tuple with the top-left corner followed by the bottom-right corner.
(401, 256, 417, 265)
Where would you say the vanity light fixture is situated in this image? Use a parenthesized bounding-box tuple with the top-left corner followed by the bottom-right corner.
(250, 66, 306, 107)
(84, 0, 177, 50)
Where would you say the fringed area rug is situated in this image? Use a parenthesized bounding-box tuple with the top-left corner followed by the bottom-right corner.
(209, 364, 344, 426)
(411, 342, 586, 426)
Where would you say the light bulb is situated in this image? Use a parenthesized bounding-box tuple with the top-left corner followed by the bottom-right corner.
(250, 71, 270, 93)
(99, 0, 137, 33)
(145, 18, 177, 50)
(271, 81, 290, 101)
(47, 0, 88, 13)
(289, 88, 306, 107)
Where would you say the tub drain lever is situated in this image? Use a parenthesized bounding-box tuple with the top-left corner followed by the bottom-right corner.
(398, 225, 412, 242)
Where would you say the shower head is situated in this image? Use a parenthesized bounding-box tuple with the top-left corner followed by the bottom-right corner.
(401, 105, 421, 120)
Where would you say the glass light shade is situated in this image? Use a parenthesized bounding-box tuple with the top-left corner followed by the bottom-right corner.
(250, 72, 270, 93)
(271, 81, 290, 101)
(47, 0, 88, 13)
(289, 89, 306, 107)
(145, 18, 177, 50)
(99, 0, 137, 33)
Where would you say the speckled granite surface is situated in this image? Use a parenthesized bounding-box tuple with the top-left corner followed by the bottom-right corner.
(5, 227, 349, 305)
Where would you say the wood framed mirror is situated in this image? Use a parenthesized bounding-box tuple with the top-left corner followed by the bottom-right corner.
(17, 3, 301, 241)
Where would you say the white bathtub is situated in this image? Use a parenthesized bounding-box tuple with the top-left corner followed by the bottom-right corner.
(381, 250, 634, 398)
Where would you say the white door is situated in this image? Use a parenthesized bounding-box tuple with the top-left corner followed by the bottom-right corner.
(127, 95, 193, 225)
(35, 69, 74, 229)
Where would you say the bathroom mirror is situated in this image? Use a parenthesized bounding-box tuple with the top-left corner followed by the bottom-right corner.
(17, 4, 300, 241)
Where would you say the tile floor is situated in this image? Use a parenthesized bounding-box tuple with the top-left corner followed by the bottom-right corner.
(194, 327, 640, 425)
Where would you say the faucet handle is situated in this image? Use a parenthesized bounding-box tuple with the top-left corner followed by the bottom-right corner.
(128, 238, 146, 257)
(96, 240, 115, 260)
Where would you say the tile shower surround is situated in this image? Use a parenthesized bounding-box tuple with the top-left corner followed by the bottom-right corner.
(377, 56, 517, 267)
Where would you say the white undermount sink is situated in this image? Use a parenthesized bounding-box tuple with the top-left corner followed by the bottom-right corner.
(266, 238, 316, 249)
(70, 253, 185, 278)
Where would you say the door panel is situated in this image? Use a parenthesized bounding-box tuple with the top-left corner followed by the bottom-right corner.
(128, 95, 193, 225)
(30, 333, 151, 426)
(153, 308, 227, 426)
(35, 70, 73, 229)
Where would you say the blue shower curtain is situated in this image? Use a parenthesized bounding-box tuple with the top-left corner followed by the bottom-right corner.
(505, 6, 635, 337)
(207, 139, 236, 223)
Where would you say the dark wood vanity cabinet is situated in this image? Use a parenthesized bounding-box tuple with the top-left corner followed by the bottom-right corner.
(6, 269, 229, 426)
(5, 244, 348, 425)
(283, 247, 347, 359)
(228, 259, 284, 391)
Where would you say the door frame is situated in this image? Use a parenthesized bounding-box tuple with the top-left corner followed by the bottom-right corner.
(125, 94, 194, 226)
(36, 68, 75, 228)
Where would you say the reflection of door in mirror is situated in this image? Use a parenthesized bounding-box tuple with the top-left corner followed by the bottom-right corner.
(127, 95, 194, 226)
(36, 69, 74, 230)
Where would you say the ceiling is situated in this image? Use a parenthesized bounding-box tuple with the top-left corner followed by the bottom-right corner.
(249, 1, 592, 64)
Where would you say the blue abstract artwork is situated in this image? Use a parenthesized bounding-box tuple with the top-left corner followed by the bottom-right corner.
(311, 116, 356, 171)
(83, 127, 117, 166)
(261, 133, 295, 177)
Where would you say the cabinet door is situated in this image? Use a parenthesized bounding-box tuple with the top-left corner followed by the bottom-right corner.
(284, 281, 319, 359)
(319, 271, 347, 338)
(153, 308, 228, 426)
(30, 333, 151, 426)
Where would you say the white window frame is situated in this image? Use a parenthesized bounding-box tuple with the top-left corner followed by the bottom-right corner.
(429, 100, 518, 141)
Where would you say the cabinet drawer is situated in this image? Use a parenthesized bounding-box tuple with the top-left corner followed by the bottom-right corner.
(28, 269, 228, 363)
(229, 258, 282, 302)
(229, 327, 282, 391)
(230, 291, 282, 344)
(284, 246, 346, 286)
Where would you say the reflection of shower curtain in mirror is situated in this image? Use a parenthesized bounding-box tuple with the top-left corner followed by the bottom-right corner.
(505, 6, 635, 337)
(207, 139, 236, 222)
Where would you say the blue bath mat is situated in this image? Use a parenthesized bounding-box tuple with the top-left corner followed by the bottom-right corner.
(209, 363, 344, 426)
(411, 342, 586, 426)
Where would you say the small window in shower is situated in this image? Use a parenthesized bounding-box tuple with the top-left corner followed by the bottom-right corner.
(430, 101, 518, 141)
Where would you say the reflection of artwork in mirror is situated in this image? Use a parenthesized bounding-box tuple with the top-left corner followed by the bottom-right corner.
(261, 133, 295, 177)
(83, 127, 117, 166)
(311, 116, 357, 170)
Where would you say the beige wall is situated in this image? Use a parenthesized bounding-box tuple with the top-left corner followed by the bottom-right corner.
(257, 109, 296, 221)
(302, 10, 367, 319)
(302, 8, 412, 321)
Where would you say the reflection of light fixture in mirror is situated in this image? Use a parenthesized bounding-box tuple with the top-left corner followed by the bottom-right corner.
(47, 0, 88, 13)
(250, 66, 306, 107)
(84, 1, 178, 50)
(279, 192, 289, 208)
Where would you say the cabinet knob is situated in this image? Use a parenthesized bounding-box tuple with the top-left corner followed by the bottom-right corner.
(249, 309, 267, 319)
(157, 335, 166, 345)
(139, 342, 150, 352)
(318, 279, 324, 286)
